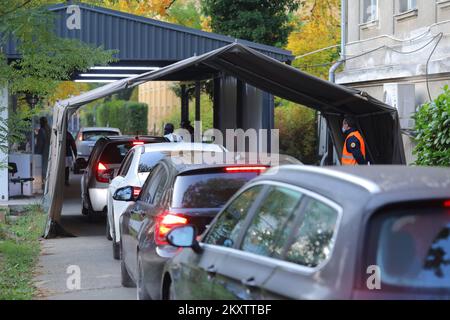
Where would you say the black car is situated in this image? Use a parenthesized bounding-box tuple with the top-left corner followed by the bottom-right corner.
(80, 135, 167, 218)
(118, 151, 300, 300)
(163, 165, 450, 300)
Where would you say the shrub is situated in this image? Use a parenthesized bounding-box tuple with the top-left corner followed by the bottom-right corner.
(413, 85, 450, 166)
(275, 101, 318, 164)
(95, 100, 148, 135)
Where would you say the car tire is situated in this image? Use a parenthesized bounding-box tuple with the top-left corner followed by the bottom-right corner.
(112, 241, 120, 260)
(120, 257, 135, 288)
(82, 207, 89, 216)
(137, 255, 151, 300)
(73, 165, 80, 175)
(106, 218, 113, 241)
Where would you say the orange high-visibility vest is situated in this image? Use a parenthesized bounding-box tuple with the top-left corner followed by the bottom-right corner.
(341, 130, 366, 166)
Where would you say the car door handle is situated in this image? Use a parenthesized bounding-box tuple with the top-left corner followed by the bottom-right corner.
(241, 276, 256, 287)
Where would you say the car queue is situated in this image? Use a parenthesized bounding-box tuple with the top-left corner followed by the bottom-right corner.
(77, 131, 450, 300)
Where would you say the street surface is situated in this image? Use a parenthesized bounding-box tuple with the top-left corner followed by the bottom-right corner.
(34, 174, 135, 300)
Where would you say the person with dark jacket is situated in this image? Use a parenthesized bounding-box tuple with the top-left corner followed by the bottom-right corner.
(35, 117, 51, 182)
(341, 116, 368, 165)
(65, 131, 77, 186)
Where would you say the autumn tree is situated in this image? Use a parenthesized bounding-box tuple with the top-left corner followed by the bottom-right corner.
(287, 0, 341, 79)
(202, 0, 300, 47)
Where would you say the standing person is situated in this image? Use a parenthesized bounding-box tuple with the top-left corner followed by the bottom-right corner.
(163, 123, 181, 142)
(35, 117, 51, 185)
(180, 120, 194, 142)
(65, 130, 77, 186)
(341, 116, 368, 165)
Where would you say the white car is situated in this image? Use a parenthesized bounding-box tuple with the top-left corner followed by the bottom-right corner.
(106, 142, 226, 259)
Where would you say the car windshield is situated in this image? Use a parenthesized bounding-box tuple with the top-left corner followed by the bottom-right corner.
(369, 204, 450, 291)
(83, 131, 119, 141)
(172, 172, 259, 208)
(99, 142, 134, 165)
(138, 152, 166, 173)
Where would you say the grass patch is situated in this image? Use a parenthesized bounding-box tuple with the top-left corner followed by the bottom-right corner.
(0, 205, 46, 300)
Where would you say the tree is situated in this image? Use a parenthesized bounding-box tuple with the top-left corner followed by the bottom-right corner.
(413, 85, 450, 167)
(88, 0, 177, 18)
(202, 0, 300, 47)
(287, 0, 341, 79)
(0, 1, 115, 152)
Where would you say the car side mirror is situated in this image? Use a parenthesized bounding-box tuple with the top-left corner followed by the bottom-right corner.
(113, 186, 134, 201)
(167, 225, 203, 254)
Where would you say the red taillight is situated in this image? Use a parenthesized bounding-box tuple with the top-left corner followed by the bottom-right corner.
(444, 200, 450, 208)
(154, 212, 188, 246)
(224, 166, 268, 173)
(96, 162, 113, 183)
(133, 141, 144, 146)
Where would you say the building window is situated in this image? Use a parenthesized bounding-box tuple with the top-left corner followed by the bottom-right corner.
(361, 0, 378, 23)
(399, 0, 417, 13)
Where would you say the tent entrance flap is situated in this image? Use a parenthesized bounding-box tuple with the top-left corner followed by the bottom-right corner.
(43, 43, 405, 238)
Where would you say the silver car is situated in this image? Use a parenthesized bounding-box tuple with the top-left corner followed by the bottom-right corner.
(74, 127, 121, 173)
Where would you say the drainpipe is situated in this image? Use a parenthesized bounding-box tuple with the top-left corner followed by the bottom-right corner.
(322, 0, 347, 165)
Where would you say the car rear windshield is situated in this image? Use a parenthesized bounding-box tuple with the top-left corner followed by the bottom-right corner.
(172, 172, 258, 208)
(99, 142, 134, 164)
(367, 203, 450, 291)
(138, 152, 166, 173)
(83, 131, 119, 141)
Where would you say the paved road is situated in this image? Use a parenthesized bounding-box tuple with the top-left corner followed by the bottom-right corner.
(34, 174, 135, 300)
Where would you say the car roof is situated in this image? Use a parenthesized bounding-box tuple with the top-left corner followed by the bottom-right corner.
(79, 127, 121, 132)
(141, 142, 226, 153)
(263, 165, 450, 195)
(97, 135, 167, 143)
(159, 151, 302, 175)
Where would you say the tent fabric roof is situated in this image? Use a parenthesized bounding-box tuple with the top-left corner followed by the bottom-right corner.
(59, 43, 405, 164)
(58, 43, 405, 166)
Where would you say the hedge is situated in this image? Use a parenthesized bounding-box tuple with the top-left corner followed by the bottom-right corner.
(96, 100, 148, 135)
(413, 85, 450, 166)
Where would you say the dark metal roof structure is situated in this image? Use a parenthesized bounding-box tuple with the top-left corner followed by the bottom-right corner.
(5, 2, 293, 79)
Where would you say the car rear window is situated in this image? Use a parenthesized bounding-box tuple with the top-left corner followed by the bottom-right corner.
(83, 130, 119, 141)
(172, 172, 259, 208)
(367, 202, 450, 291)
(99, 142, 134, 164)
(138, 152, 166, 173)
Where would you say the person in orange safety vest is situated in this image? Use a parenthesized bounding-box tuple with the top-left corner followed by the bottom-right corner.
(341, 117, 368, 165)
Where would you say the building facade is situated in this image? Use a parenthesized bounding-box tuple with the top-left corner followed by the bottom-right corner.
(337, 0, 450, 163)
(138, 81, 179, 135)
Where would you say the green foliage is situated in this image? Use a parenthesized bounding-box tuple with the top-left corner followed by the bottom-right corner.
(275, 99, 318, 164)
(202, 0, 300, 47)
(167, 0, 203, 29)
(0, 1, 116, 97)
(95, 100, 148, 135)
(162, 94, 214, 133)
(413, 85, 450, 166)
(0, 206, 46, 300)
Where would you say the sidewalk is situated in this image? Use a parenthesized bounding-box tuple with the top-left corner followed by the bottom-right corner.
(33, 174, 135, 300)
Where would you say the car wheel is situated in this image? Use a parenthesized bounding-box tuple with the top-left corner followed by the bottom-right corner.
(82, 207, 89, 216)
(137, 255, 151, 300)
(120, 256, 135, 288)
(106, 217, 112, 241)
(112, 241, 120, 260)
